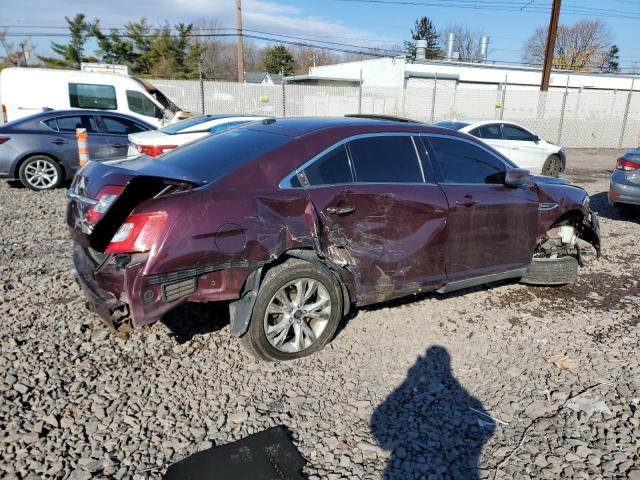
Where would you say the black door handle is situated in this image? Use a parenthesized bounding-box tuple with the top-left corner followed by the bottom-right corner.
(51, 138, 67, 145)
(455, 196, 477, 207)
(112, 143, 127, 148)
(326, 206, 356, 216)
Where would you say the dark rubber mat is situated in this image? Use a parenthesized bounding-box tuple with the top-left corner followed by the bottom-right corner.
(163, 425, 307, 480)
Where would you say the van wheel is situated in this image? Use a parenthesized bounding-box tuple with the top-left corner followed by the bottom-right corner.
(18, 155, 63, 191)
(520, 256, 578, 286)
(239, 259, 343, 362)
(541, 155, 562, 177)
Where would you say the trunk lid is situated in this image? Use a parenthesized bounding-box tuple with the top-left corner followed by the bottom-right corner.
(66, 158, 200, 252)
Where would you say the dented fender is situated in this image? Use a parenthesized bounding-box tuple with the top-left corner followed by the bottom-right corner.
(577, 210, 601, 257)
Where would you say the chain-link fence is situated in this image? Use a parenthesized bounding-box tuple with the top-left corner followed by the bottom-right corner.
(151, 78, 640, 149)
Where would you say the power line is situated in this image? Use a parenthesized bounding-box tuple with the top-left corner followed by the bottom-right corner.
(328, 0, 640, 19)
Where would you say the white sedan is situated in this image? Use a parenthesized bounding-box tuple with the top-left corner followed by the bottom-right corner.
(128, 114, 270, 157)
(434, 120, 566, 177)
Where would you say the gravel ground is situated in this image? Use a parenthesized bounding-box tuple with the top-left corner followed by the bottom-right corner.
(1, 149, 639, 479)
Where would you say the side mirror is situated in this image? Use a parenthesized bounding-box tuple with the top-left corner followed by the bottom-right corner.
(533, 134, 540, 143)
(505, 168, 530, 187)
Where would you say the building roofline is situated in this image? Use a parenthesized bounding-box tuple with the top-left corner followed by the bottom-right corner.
(284, 74, 362, 84)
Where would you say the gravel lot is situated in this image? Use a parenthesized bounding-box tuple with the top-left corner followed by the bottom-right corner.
(1, 149, 639, 479)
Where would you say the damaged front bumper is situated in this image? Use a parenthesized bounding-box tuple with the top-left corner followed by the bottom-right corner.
(578, 210, 601, 257)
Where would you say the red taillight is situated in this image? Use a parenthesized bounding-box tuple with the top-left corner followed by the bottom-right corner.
(87, 185, 125, 223)
(2, 104, 7, 123)
(105, 212, 167, 254)
(0, 136, 10, 145)
(137, 144, 178, 157)
(616, 157, 640, 171)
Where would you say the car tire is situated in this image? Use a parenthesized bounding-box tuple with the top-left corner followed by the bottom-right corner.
(239, 258, 343, 362)
(541, 154, 562, 177)
(520, 255, 578, 286)
(18, 155, 63, 191)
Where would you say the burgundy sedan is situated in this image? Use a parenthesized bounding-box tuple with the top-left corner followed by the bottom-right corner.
(67, 117, 600, 361)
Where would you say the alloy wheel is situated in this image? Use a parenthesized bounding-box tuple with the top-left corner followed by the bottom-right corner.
(263, 278, 332, 353)
(24, 159, 59, 189)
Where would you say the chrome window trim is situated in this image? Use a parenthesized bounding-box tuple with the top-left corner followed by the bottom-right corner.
(40, 119, 59, 132)
(279, 131, 428, 189)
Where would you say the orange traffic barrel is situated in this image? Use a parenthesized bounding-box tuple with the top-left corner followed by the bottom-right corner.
(76, 128, 89, 166)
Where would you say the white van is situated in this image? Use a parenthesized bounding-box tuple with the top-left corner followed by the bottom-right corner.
(0, 67, 187, 127)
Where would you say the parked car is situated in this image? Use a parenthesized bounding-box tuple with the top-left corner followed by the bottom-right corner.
(434, 120, 566, 177)
(0, 67, 187, 127)
(67, 117, 600, 361)
(127, 114, 271, 157)
(609, 148, 640, 210)
(0, 109, 155, 190)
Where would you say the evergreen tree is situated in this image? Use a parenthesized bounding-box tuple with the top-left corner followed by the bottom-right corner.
(91, 22, 135, 67)
(38, 14, 96, 68)
(405, 16, 441, 59)
(263, 45, 298, 76)
(602, 44, 620, 73)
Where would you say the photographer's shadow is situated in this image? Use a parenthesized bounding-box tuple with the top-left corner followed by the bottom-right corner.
(371, 346, 495, 480)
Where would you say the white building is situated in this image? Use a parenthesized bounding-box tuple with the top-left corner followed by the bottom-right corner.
(303, 56, 639, 92)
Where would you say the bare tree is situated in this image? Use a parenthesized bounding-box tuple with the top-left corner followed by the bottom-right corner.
(0, 30, 37, 67)
(292, 47, 343, 74)
(440, 24, 485, 62)
(523, 19, 613, 71)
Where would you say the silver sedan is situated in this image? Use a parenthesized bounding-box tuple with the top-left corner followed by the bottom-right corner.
(609, 148, 640, 209)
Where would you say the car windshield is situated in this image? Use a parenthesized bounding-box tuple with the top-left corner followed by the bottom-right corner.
(155, 127, 292, 183)
(160, 116, 222, 135)
(434, 121, 470, 131)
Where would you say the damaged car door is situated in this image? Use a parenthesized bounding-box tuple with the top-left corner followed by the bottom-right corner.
(424, 134, 539, 282)
(296, 133, 449, 304)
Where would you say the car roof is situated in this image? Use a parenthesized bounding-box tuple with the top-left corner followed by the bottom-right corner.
(454, 119, 526, 129)
(244, 116, 436, 138)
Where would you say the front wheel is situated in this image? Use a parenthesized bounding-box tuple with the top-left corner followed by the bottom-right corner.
(18, 155, 63, 191)
(239, 259, 343, 361)
(541, 154, 562, 177)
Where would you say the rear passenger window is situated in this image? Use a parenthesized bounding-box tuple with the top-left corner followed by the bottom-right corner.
(42, 119, 59, 131)
(55, 115, 98, 133)
(69, 83, 117, 110)
(348, 136, 423, 183)
(428, 137, 507, 184)
(101, 116, 146, 135)
(302, 145, 353, 186)
(473, 124, 501, 140)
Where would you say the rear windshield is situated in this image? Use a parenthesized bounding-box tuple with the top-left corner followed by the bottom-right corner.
(434, 121, 469, 131)
(160, 116, 220, 134)
(156, 127, 291, 183)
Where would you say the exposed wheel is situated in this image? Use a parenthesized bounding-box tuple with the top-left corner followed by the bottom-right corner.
(18, 155, 63, 191)
(520, 255, 578, 286)
(239, 259, 343, 362)
(541, 154, 562, 177)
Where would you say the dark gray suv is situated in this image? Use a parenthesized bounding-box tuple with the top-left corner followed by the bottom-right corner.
(0, 109, 155, 190)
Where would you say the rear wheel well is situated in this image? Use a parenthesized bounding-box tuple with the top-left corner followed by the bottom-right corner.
(281, 249, 352, 315)
(14, 152, 66, 179)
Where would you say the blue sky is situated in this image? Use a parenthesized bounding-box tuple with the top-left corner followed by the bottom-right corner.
(2, 0, 640, 69)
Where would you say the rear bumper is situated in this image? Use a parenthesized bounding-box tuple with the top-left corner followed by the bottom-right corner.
(72, 242, 253, 330)
(609, 171, 640, 206)
(73, 243, 130, 330)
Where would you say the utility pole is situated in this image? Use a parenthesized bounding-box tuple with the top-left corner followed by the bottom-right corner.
(540, 0, 561, 91)
(236, 0, 245, 83)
